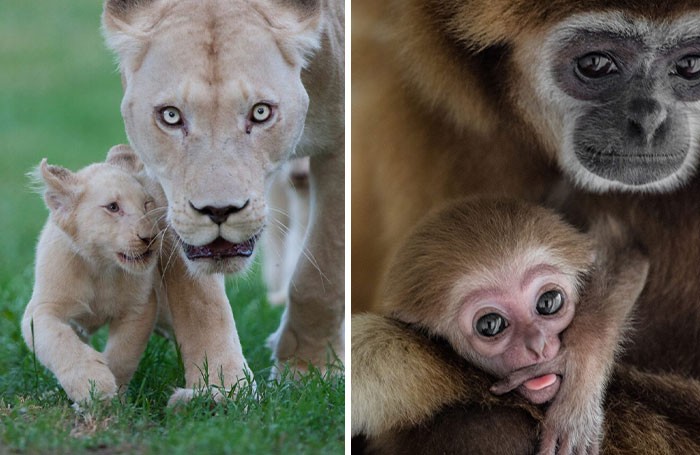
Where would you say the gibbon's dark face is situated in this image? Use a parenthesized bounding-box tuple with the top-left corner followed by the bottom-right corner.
(516, 12, 700, 192)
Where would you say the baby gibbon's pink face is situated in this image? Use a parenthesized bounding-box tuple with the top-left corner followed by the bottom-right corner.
(456, 261, 576, 404)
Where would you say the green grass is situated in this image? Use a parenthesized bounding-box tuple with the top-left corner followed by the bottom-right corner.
(0, 1, 344, 453)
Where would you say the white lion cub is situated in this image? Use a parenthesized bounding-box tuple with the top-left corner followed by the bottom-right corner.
(22, 145, 161, 403)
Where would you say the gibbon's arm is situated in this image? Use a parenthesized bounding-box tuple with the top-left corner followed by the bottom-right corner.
(351, 313, 508, 436)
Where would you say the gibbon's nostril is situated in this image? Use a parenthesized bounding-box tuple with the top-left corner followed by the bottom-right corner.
(189, 200, 250, 225)
(524, 328, 546, 359)
(627, 98, 667, 143)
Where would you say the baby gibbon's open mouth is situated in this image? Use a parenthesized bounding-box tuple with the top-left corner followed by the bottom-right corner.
(182, 235, 259, 260)
(117, 249, 154, 265)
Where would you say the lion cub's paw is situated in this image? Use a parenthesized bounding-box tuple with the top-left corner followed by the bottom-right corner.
(60, 355, 118, 403)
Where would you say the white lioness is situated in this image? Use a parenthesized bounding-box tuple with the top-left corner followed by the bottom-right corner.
(22, 146, 161, 403)
(102, 0, 344, 400)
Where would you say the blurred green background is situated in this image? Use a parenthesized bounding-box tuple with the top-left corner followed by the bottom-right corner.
(0, 1, 127, 280)
(0, 1, 343, 453)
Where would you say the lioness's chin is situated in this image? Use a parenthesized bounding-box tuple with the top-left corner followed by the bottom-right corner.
(181, 253, 255, 275)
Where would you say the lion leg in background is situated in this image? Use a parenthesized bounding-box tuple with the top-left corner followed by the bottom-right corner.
(269, 150, 345, 374)
(163, 253, 250, 405)
(262, 157, 311, 306)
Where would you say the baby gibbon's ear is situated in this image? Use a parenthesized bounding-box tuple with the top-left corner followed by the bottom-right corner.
(36, 159, 79, 214)
(106, 144, 144, 174)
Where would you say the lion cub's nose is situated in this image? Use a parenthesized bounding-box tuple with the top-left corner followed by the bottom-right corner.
(189, 201, 250, 225)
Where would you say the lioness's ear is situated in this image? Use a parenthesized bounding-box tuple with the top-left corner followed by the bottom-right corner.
(106, 144, 144, 174)
(261, 0, 324, 68)
(35, 159, 79, 214)
(102, 0, 160, 75)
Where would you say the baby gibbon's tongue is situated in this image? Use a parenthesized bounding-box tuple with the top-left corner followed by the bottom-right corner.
(523, 374, 557, 391)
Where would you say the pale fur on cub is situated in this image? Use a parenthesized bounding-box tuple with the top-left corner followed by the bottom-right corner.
(22, 145, 162, 403)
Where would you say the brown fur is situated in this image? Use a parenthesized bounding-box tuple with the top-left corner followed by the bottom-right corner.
(351, 0, 700, 380)
(353, 198, 652, 452)
(381, 198, 594, 326)
(352, 315, 700, 455)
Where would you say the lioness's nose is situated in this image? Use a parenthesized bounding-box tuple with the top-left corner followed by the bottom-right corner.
(190, 200, 250, 225)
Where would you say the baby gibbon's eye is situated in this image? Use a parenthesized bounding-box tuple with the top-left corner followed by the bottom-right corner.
(105, 202, 120, 213)
(250, 103, 272, 123)
(159, 106, 183, 126)
(475, 313, 508, 337)
(536, 290, 564, 315)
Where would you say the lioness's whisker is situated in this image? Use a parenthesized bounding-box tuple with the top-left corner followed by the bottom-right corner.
(267, 218, 327, 288)
(267, 206, 291, 218)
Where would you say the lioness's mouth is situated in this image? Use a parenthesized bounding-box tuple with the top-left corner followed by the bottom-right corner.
(182, 235, 259, 260)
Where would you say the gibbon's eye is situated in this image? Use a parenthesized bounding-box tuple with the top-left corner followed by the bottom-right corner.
(475, 313, 508, 337)
(105, 202, 120, 213)
(675, 55, 700, 80)
(536, 290, 564, 315)
(576, 53, 618, 78)
(159, 106, 183, 126)
(250, 103, 272, 123)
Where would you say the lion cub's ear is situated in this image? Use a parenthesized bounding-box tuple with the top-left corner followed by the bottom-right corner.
(35, 159, 79, 214)
(106, 144, 144, 174)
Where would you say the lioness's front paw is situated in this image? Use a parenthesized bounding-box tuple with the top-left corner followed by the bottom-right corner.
(59, 354, 118, 403)
(167, 387, 227, 407)
(167, 380, 257, 407)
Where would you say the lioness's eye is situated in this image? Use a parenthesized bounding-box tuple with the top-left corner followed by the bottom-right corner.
(105, 202, 120, 213)
(250, 103, 272, 123)
(159, 106, 182, 126)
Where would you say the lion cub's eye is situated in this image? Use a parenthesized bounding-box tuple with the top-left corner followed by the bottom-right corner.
(144, 200, 155, 211)
(105, 202, 120, 213)
(250, 103, 272, 123)
(159, 107, 183, 126)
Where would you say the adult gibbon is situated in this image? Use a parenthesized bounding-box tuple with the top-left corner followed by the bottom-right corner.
(352, 0, 700, 452)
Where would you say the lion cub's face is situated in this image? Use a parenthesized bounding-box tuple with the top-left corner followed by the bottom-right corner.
(103, 0, 321, 275)
(39, 154, 160, 274)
